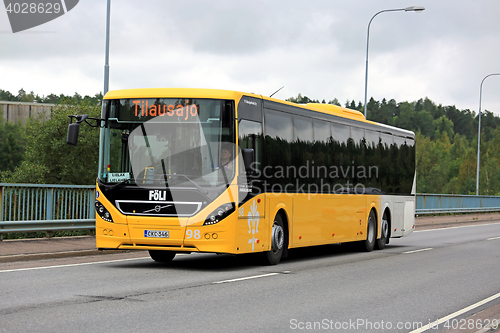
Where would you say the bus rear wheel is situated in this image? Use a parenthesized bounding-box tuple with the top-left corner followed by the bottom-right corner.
(362, 210, 376, 252)
(264, 214, 285, 265)
(376, 211, 389, 250)
(149, 250, 176, 263)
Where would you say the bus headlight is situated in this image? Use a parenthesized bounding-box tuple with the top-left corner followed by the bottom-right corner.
(95, 201, 113, 223)
(204, 203, 234, 225)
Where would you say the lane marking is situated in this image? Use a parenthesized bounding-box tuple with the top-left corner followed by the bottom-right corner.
(487, 236, 500, 240)
(404, 248, 433, 254)
(0, 257, 150, 273)
(214, 272, 280, 284)
(415, 222, 500, 233)
(409, 291, 500, 333)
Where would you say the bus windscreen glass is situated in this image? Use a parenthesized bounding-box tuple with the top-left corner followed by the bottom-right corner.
(99, 98, 236, 188)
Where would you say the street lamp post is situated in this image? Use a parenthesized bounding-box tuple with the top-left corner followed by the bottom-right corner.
(364, 6, 425, 118)
(103, 0, 111, 95)
(476, 73, 500, 195)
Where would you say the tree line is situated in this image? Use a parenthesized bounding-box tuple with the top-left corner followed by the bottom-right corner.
(1, 88, 499, 195)
(0, 88, 103, 105)
(287, 94, 499, 195)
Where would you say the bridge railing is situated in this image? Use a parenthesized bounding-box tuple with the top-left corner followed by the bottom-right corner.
(2, 183, 500, 238)
(0, 183, 95, 238)
(416, 193, 500, 215)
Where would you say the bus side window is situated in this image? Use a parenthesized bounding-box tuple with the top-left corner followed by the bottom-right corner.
(238, 119, 262, 173)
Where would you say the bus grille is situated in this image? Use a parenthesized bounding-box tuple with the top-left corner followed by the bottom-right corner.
(115, 200, 202, 217)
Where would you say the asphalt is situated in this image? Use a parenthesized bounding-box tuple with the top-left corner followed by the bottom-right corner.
(1, 212, 499, 263)
(0, 213, 499, 333)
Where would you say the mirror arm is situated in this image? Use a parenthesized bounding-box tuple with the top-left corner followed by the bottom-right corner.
(68, 115, 104, 127)
(67, 115, 105, 145)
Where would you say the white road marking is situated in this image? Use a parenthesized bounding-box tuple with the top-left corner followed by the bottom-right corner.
(0, 257, 150, 273)
(409, 291, 500, 333)
(404, 248, 433, 254)
(487, 236, 500, 240)
(214, 272, 280, 284)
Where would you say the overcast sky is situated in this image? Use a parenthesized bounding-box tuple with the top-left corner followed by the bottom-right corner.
(1, 0, 499, 115)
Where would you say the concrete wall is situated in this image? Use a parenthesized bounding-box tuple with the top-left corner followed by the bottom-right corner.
(0, 101, 54, 125)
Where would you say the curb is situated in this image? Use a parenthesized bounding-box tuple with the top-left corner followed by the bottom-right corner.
(0, 249, 133, 263)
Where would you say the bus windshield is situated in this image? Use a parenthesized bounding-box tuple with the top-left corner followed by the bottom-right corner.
(99, 98, 235, 188)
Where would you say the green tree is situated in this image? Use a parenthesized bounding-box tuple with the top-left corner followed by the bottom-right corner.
(0, 89, 16, 101)
(0, 113, 25, 176)
(433, 115, 454, 140)
(2, 101, 101, 184)
(443, 133, 469, 193)
(328, 98, 341, 106)
(286, 94, 319, 104)
(414, 109, 435, 137)
(393, 101, 415, 130)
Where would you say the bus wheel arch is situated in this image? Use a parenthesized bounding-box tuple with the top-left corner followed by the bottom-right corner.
(278, 209, 290, 259)
(149, 250, 176, 263)
(376, 208, 391, 250)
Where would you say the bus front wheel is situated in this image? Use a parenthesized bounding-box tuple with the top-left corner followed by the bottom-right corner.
(264, 214, 285, 265)
(149, 250, 176, 263)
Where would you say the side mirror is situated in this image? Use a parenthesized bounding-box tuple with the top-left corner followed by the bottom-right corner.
(67, 123, 80, 146)
(67, 114, 89, 146)
(242, 149, 255, 174)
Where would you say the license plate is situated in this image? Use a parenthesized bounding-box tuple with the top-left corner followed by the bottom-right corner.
(144, 230, 169, 238)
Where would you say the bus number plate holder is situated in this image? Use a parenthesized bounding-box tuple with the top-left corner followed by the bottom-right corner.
(144, 230, 169, 238)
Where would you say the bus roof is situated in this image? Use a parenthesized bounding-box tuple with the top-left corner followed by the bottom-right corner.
(104, 88, 414, 137)
(103, 88, 248, 101)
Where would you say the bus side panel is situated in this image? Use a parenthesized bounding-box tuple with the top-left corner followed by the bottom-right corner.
(290, 193, 368, 248)
(236, 195, 268, 254)
(384, 195, 415, 238)
(403, 198, 416, 236)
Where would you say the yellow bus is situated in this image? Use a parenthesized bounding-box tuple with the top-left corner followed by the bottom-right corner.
(69, 88, 416, 265)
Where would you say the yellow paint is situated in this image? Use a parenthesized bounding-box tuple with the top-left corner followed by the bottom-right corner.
(236, 195, 268, 253)
(96, 88, 393, 255)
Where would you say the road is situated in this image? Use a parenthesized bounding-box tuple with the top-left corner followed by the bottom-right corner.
(1, 223, 499, 333)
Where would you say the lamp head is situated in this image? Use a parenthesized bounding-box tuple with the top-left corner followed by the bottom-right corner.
(405, 6, 425, 12)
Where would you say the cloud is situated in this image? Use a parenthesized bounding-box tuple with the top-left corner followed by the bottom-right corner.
(1, 0, 500, 114)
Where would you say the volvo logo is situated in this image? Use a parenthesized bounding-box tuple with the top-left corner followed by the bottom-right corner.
(144, 204, 172, 213)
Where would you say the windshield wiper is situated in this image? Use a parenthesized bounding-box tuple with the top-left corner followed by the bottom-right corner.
(152, 174, 208, 195)
(99, 178, 136, 196)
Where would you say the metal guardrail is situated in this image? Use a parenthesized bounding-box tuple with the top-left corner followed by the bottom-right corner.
(415, 193, 500, 215)
(1, 183, 500, 237)
(0, 183, 95, 238)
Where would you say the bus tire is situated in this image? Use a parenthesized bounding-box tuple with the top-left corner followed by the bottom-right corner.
(362, 210, 376, 252)
(376, 211, 389, 250)
(264, 214, 285, 265)
(149, 250, 176, 263)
